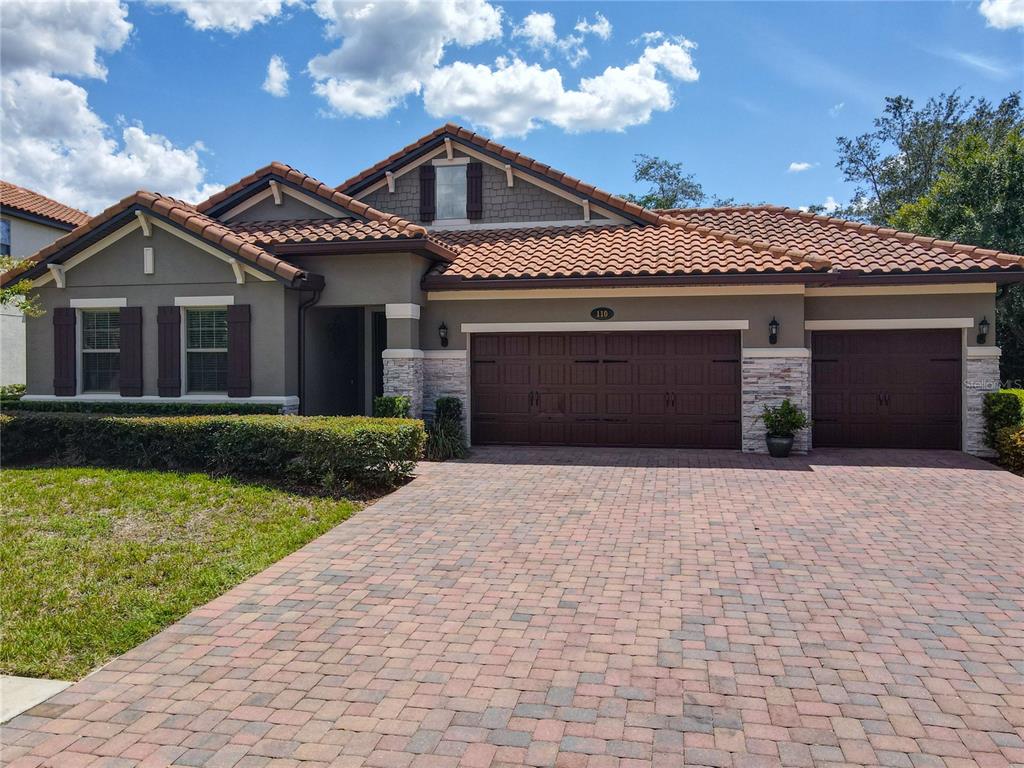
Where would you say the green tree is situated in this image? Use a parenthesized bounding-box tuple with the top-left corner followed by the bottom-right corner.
(623, 154, 706, 210)
(0, 256, 42, 317)
(891, 130, 1024, 384)
(835, 91, 1021, 223)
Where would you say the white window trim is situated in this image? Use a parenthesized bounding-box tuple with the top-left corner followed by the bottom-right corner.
(70, 298, 127, 308)
(77, 306, 122, 395)
(175, 295, 235, 307)
(181, 305, 230, 395)
(804, 317, 974, 330)
(460, 320, 750, 333)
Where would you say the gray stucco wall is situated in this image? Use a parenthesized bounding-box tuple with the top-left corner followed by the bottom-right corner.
(225, 193, 343, 223)
(2, 215, 71, 386)
(25, 226, 295, 397)
(361, 150, 595, 225)
(419, 293, 805, 350)
(286, 252, 431, 306)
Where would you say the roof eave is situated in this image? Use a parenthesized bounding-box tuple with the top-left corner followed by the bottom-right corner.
(0, 206, 80, 231)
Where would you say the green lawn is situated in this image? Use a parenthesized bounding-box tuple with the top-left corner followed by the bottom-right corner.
(1, 467, 358, 680)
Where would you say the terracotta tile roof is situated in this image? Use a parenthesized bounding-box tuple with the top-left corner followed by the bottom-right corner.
(661, 205, 1024, 274)
(335, 123, 686, 228)
(0, 192, 309, 288)
(429, 223, 823, 282)
(197, 161, 433, 240)
(0, 180, 90, 228)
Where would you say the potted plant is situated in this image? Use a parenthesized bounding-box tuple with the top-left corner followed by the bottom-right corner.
(760, 399, 810, 458)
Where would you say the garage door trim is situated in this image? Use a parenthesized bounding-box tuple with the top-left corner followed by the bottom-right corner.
(805, 317, 973, 330)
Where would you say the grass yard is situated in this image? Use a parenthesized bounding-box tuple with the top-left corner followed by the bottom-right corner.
(1, 467, 358, 680)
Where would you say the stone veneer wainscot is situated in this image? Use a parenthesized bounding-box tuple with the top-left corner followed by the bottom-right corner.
(964, 353, 1001, 457)
(741, 352, 812, 454)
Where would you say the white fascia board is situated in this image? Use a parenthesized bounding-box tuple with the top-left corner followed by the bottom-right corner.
(460, 320, 750, 333)
(804, 318, 974, 330)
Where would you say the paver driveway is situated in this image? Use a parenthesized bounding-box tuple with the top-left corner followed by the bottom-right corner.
(3, 448, 1023, 768)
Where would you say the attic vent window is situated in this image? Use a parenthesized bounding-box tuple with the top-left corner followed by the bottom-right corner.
(435, 165, 467, 221)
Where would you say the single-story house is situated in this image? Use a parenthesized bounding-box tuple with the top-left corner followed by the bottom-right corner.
(1, 181, 91, 387)
(4, 124, 1022, 455)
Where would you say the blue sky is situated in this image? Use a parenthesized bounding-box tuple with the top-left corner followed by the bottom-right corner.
(2, 1, 1022, 213)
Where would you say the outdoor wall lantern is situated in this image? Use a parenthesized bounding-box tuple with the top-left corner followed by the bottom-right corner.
(977, 316, 990, 345)
(439, 321, 449, 347)
(768, 316, 780, 345)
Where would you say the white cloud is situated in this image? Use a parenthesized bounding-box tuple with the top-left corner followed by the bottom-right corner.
(263, 55, 290, 96)
(146, 0, 304, 34)
(823, 195, 839, 213)
(513, 11, 613, 67)
(423, 40, 699, 137)
(979, 0, 1024, 29)
(828, 101, 845, 117)
(787, 161, 815, 173)
(575, 13, 612, 41)
(0, 0, 221, 213)
(308, 0, 503, 118)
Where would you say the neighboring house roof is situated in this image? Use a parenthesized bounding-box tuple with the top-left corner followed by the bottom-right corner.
(0, 191, 312, 288)
(0, 180, 91, 229)
(335, 123, 682, 228)
(661, 206, 1024, 274)
(427, 223, 823, 284)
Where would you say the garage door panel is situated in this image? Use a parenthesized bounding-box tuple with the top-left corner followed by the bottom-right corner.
(812, 330, 961, 449)
(472, 330, 740, 448)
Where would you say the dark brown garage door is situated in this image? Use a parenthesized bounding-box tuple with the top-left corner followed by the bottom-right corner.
(471, 331, 741, 448)
(812, 329, 961, 449)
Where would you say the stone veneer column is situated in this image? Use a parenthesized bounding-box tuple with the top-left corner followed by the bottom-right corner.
(382, 351, 424, 418)
(422, 351, 469, 428)
(964, 348, 1001, 457)
(741, 350, 812, 454)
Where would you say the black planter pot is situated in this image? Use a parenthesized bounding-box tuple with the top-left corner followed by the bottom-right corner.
(766, 434, 794, 458)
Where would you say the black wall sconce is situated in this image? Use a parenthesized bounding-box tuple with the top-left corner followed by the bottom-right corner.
(977, 316, 990, 345)
(768, 316, 780, 345)
(439, 321, 449, 347)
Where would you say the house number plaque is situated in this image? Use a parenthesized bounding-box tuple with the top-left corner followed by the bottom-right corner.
(590, 307, 614, 321)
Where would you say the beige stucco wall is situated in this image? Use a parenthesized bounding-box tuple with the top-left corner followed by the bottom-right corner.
(25, 226, 295, 397)
(419, 292, 805, 350)
(2, 215, 71, 386)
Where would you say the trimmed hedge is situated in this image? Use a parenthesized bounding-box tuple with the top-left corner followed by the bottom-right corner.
(995, 425, 1024, 473)
(2, 400, 282, 415)
(0, 412, 426, 495)
(373, 395, 411, 418)
(982, 389, 1024, 448)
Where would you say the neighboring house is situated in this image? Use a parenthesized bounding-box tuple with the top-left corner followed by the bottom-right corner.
(3, 124, 1022, 455)
(0, 181, 91, 387)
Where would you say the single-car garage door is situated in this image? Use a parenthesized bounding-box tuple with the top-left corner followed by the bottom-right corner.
(812, 329, 961, 449)
(470, 331, 741, 448)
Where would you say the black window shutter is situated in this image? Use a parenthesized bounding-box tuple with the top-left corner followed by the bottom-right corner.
(419, 164, 436, 222)
(226, 304, 252, 398)
(157, 305, 181, 397)
(52, 307, 76, 396)
(119, 306, 143, 397)
(467, 162, 483, 220)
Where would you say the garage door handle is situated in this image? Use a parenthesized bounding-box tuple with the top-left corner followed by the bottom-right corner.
(601, 359, 627, 363)
(575, 359, 600, 363)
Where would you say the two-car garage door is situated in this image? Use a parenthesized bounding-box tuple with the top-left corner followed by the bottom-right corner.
(470, 331, 741, 448)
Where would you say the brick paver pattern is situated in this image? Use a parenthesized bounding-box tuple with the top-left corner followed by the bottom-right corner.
(3, 448, 1023, 768)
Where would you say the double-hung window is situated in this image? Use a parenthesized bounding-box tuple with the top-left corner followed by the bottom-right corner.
(185, 308, 228, 392)
(434, 164, 467, 221)
(0, 219, 10, 256)
(81, 310, 120, 392)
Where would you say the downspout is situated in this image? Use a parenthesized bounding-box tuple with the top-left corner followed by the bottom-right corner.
(296, 281, 323, 416)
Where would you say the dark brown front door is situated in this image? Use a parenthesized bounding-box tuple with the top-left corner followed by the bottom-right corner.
(812, 329, 961, 449)
(471, 331, 741, 448)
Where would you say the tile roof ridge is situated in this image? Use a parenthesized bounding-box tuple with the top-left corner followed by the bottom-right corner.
(761, 205, 1024, 266)
(653, 206, 832, 270)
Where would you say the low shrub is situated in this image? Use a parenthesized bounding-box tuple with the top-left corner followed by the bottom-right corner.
(0, 384, 25, 402)
(982, 389, 1024, 448)
(373, 395, 411, 419)
(995, 425, 1024, 473)
(0, 412, 426, 495)
(2, 399, 282, 415)
(759, 399, 810, 438)
(425, 397, 467, 461)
